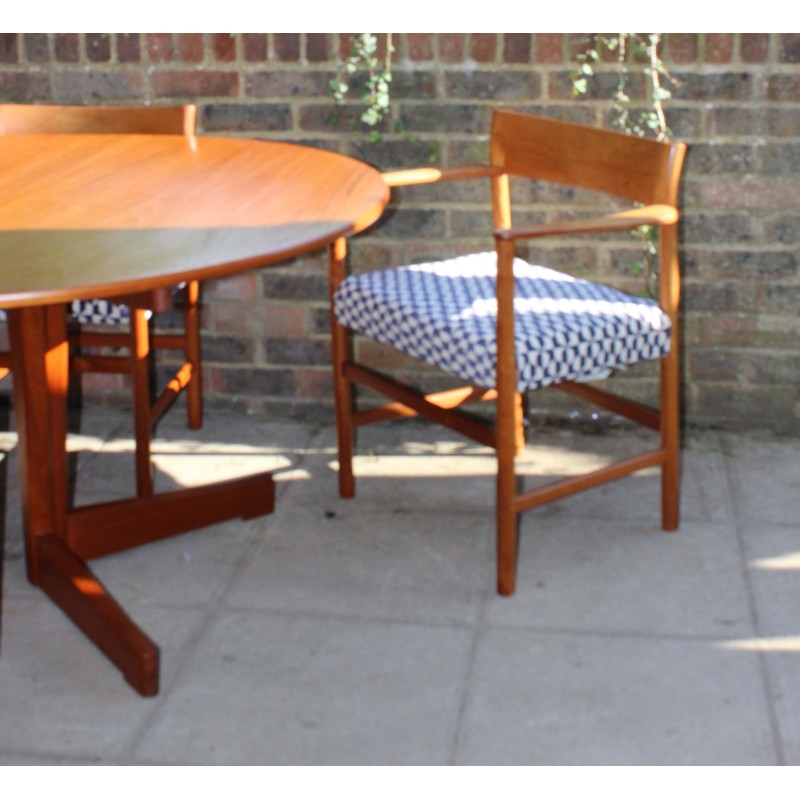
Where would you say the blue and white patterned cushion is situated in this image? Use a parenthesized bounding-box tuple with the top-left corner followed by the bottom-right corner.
(0, 300, 146, 325)
(334, 252, 671, 393)
(69, 298, 131, 325)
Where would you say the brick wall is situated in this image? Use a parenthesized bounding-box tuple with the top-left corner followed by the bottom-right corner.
(1, 33, 798, 433)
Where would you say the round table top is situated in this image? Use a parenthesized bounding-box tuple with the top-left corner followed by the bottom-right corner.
(0, 133, 389, 308)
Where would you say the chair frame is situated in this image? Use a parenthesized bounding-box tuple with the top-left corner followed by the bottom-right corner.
(0, 103, 203, 496)
(327, 109, 687, 596)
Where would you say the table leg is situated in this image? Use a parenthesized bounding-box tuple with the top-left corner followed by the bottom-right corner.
(7, 303, 275, 697)
(35, 533, 160, 696)
(8, 305, 160, 696)
(8, 305, 69, 572)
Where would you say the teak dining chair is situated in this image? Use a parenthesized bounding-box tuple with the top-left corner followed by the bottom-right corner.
(328, 109, 687, 596)
(0, 103, 203, 496)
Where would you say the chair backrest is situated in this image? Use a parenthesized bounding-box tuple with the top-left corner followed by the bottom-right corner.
(489, 109, 685, 207)
(0, 103, 196, 136)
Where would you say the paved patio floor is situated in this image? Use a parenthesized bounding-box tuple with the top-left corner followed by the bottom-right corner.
(0, 403, 798, 765)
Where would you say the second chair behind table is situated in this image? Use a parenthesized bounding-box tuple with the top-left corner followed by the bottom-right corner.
(0, 103, 203, 496)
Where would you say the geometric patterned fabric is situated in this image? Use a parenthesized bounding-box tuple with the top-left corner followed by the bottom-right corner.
(1, 300, 154, 325)
(334, 252, 671, 393)
(70, 298, 132, 325)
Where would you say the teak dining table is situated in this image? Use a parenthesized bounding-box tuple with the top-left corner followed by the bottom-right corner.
(0, 132, 388, 696)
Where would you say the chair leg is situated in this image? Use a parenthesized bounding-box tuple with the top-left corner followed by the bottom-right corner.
(328, 238, 355, 498)
(130, 307, 154, 497)
(183, 280, 203, 431)
(496, 391, 524, 596)
(660, 352, 680, 530)
(333, 358, 355, 499)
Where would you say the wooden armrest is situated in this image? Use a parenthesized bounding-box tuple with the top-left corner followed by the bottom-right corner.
(382, 164, 503, 188)
(494, 204, 679, 241)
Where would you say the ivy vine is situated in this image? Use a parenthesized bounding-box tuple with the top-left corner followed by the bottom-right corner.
(329, 33, 395, 143)
(571, 33, 678, 295)
(572, 33, 675, 141)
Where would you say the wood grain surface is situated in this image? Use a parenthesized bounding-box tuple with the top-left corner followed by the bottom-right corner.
(0, 134, 388, 307)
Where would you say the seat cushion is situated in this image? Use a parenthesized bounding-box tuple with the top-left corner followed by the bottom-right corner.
(70, 298, 130, 325)
(1, 299, 151, 325)
(0, 298, 130, 324)
(334, 252, 671, 392)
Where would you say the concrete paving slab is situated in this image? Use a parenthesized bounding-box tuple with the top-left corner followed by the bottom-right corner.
(483, 519, 754, 638)
(0, 585, 205, 760)
(722, 433, 800, 527)
(89, 520, 259, 610)
(0, 408, 797, 765)
(225, 478, 492, 625)
(739, 523, 800, 638)
(456, 627, 777, 765)
(732, 522, 800, 765)
(133, 611, 474, 765)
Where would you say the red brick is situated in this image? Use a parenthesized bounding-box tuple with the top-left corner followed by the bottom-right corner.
(768, 74, 800, 101)
(0, 33, 18, 64)
(150, 70, 238, 98)
(703, 177, 800, 210)
(779, 33, 800, 63)
(24, 33, 50, 63)
(439, 33, 466, 63)
(407, 33, 434, 61)
(666, 33, 697, 63)
(741, 33, 769, 63)
(54, 70, 145, 101)
(373, 33, 393, 61)
(178, 34, 205, 63)
(86, 33, 110, 63)
(117, 34, 140, 63)
(80, 372, 126, 391)
(54, 33, 79, 63)
(0, 71, 51, 101)
(470, 33, 496, 62)
(199, 334, 253, 365)
(705, 33, 733, 63)
(567, 33, 594, 60)
(212, 33, 236, 62)
(206, 300, 305, 337)
(598, 35, 623, 63)
(243, 34, 267, 62)
(212, 365, 296, 397)
(203, 102, 290, 131)
(147, 33, 174, 63)
(245, 70, 328, 100)
(535, 33, 564, 64)
(265, 337, 330, 366)
(336, 33, 355, 60)
(503, 33, 532, 63)
(203, 273, 259, 301)
(306, 33, 330, 62)
(299, 367, 333, 399)
(274, 33, 300, 61)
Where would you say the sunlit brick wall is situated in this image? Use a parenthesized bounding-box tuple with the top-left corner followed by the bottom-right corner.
(1, 33, 798, 432)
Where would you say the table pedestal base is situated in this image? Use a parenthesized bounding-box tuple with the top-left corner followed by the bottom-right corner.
(8, 304, 275, 697)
